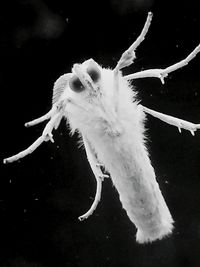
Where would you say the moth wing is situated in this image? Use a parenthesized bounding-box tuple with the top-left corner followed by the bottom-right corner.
(52, 73, 71, 105)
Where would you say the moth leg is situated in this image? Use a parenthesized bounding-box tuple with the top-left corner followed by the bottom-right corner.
(3, 112, 63, 164)
(124, 43, 200, 84)
(3, 136, 45, 164)
(114, 12, 153, 72)
(113, 12, 152, 111)
(78, 135, 106, 221)
(25, 106, 57, 127)
(139, 105, 200, 135)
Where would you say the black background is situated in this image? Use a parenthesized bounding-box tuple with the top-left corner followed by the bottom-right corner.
(1, 0, 200, 266)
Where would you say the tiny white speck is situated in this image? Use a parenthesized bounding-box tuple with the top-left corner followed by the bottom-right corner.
(24, 209, 27, 213)
(165, 180, 169, 184)
(9, 179, 12, 184)
(34, 198, 39, 201)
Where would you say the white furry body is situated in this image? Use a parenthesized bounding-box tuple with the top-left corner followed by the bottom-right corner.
(66, 68, 174, 243)
(4, 12, 200, 244)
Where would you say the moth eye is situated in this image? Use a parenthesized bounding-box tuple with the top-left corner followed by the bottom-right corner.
(69, 75, 85, 93)
(87, 67, 101, 83)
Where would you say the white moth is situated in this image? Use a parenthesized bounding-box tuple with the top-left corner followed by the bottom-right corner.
(3, 12, 200, 243)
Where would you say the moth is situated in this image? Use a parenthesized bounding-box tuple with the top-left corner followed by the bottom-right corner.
(3, 12, 200, 243)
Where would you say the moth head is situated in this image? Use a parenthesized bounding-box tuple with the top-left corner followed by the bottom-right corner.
(52, 58, 103, 114)
(69, 58, 101, 96)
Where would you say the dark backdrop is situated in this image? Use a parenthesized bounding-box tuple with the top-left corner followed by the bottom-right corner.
(1, 0, 200, 266)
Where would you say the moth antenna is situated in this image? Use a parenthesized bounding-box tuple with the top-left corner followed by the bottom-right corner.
(52, 73, 72, 105)
(25, 73, 71, 128)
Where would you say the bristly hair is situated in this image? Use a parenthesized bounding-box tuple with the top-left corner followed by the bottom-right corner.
(77, 131, 85, 149)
